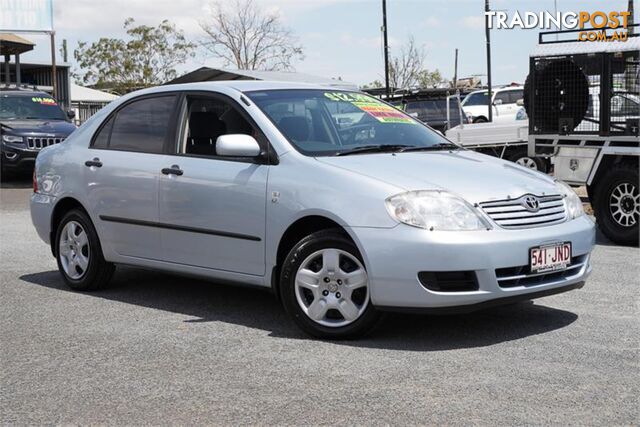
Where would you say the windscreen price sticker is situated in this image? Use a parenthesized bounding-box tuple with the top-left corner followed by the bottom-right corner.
(32, 97, 57, 105)
(324, 92, 415, 124)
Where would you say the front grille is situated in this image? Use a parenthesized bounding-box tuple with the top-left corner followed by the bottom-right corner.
(479, 194, 567, 228)
(26, 137, 64, 150)
(418, 271, 479, 292)
(495, 254, 588, 288)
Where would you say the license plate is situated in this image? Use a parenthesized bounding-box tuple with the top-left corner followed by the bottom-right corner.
(529, 242, 572, 274)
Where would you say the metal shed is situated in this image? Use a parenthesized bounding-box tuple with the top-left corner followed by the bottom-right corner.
(166, 67, 358, 90)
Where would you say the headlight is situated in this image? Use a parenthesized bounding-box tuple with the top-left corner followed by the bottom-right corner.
(2, 135, 23, 143)
(555, 180, 584, 219)
(385, 190, 491, 231)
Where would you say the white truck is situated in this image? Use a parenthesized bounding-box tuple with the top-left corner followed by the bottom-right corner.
(526, 27, 639, 246)
(445, 118, 550, 172)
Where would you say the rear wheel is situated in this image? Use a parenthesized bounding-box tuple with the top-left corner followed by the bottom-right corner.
(473, 116, 488, 124)
(279, 230, 380, 339)
(593, 164, 639, 246)
(55, 209, 115, 290)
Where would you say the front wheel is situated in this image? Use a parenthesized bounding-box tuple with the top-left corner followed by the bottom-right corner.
(279, 230, 380, 339)
(593, 164, 639, 246)
(55, 209, 115, 290)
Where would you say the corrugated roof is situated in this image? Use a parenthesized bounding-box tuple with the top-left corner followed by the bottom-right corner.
(166, 67, 358, 90)
(70, 83, 119, 103)
(0, 33, 35, 55)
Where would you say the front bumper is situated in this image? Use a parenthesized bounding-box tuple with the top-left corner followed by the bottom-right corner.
(1, 142, 38, 171)
(349, 215, 595, 310)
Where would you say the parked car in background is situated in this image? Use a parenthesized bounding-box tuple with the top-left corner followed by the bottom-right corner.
(1, 88, 76, 177)
(462, 86, 524, 123)
(31, 82, 595, 339)
(386, 88, 470, 133)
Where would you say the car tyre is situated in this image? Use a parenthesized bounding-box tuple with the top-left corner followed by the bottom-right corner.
(592, 164, 639, 246)
(279, 230, 380, 339)
(507, 149, 548, 172)
(55, 209, 115, 290)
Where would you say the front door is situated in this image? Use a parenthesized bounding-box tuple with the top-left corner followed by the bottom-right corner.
(158, 93, 268, 275)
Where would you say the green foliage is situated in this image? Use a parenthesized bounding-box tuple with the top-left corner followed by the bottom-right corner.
(417, 69, 443, 88)
(73, 18, 196, 94)
(362, 80, 384, 89)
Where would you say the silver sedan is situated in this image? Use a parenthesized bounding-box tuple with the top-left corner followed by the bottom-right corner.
(30, 82, 595, 338)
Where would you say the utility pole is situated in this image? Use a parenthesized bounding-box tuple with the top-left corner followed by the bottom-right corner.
(50, 31, 57, 101)
(62, 39, 68, 63)
(629, 0, 634, 35)
(485, 0, 493, 122)
(382, 0, 390, 97)
(453, 48, 458, 89)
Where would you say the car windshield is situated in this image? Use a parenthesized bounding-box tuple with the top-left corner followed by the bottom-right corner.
(462, 91, 489, 106)
(246, 89, 452, 156)
(0, 94, 67, 120)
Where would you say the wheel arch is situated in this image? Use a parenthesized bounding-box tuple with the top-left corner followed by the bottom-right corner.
(588, 154, 639, 203)
(271, 215, 360, 300)
(49, 197, 91, 257)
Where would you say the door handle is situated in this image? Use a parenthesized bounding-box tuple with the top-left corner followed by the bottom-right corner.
(84, 158, 102, 168)
(161, 165, 183, 176)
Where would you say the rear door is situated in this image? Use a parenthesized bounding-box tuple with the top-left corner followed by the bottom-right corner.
(494, 91, 513, 117)
(85, 94, 178, 260)
(157, 92, 268, 275)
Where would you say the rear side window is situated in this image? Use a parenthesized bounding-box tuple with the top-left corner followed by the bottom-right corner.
(92, 116, 113, 149)
(103, 95, 176, 153)
(508, 90, 524, 104)
(495, 91, 511, 104)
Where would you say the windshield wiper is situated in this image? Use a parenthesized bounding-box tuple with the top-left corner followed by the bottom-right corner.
(335, 144, 411, 156)
(398, 143, 459, 152)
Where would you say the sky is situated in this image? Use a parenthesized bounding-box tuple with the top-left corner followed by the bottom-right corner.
(19, 0, 636, 87)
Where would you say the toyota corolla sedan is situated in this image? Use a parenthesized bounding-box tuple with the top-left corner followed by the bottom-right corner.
(30, 82, 595, 339)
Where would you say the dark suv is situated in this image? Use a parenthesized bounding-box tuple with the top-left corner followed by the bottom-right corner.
(388, 89, 469, 133)
(1, 89, 76, 176)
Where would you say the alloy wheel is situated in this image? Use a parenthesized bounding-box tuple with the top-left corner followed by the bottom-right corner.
(294, 248, 369, 327)
(516, 156, 538, 170)
(609, 182, 639, 227)
(59, 220, 90, 279)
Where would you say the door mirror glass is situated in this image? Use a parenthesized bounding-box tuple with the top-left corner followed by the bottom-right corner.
(216, 134, 261, 157)
(516, 98, 524, 106)
(67, 110, 76, 120)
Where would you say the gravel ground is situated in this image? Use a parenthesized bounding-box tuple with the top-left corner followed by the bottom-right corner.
(1, 181, 639, 425)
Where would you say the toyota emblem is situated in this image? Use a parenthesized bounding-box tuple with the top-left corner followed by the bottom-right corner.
(521, 195, 540, 212)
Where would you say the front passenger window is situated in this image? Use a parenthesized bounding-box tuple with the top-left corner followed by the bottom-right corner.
(180, 96, 258, 157)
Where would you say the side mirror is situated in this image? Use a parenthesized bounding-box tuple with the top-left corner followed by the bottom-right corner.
(493, 99, 503, 106)
(216, 134, 261, 157)
(516, 98, 524, 106)
(67, 110, 76, 120)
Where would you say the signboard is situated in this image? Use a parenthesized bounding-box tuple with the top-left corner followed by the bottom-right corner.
(0, 0, 54, 32)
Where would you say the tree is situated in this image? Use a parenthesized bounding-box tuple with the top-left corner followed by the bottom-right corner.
(74, 18, 196, 94)
(363, 36, 443, 90)
(362, 80, 384, 89)
(389, 36, 425, 89)
(199, 0, 304, 71)
(417, 69, 443, 88)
